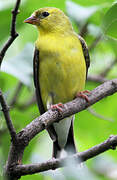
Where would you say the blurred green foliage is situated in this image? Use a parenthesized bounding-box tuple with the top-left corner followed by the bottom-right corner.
(102, 2, 117, 39)
(0, 0, 117, 180)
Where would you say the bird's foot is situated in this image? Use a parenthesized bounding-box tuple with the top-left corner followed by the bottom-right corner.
(51, 103, 64, 112)
(76, 90, 90, 102)
(18, 159, 22, 165)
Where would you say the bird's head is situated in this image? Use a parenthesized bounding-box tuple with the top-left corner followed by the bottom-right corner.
(24, 7, 73, 34)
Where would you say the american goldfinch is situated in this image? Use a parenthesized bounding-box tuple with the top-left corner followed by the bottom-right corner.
(24, 7, 90, 158)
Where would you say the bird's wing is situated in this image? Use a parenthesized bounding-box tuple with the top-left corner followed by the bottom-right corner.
(33, 48, 45, 114)
(78, 35, 90, 79)
(33, 47, 57, 142)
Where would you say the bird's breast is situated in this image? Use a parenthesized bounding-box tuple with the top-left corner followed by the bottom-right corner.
(37, 36, 86, 110)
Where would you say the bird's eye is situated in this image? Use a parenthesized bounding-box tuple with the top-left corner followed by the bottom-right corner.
(42, 11, 50, 17)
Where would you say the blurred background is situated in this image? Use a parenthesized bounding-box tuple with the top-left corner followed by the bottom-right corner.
(0, 0, 117, 179)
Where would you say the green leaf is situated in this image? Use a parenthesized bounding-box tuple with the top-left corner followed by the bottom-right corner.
(102, 2, 117, 39)
(1, 44, 33, 86)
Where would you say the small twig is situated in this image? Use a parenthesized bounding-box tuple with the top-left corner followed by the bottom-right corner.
(11, 0, 20, 36)
(12, 135, 117, 176)
(88, 107, 114, 122)
(87, 75, 107, 83)
(87, 59, 117, 84)
(0, 89, 17, 143)
(9, 82, 23, 107)
(0, 0, 21, 67)
(100, 59, 117, 77)
(89, 35, 102, 51)
(79, 22, 89, 37)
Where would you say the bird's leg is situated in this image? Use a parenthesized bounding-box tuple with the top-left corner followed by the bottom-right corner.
(47, 93, 64, 112)
(75, 90, 90, 102)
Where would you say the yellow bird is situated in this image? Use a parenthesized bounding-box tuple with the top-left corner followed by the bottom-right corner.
(24, 7, 90, 158)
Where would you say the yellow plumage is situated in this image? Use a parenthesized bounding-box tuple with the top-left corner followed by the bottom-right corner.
(36, 34, 86, 109)
(24, 7, 88, 158)
(35, 8, 86, 109)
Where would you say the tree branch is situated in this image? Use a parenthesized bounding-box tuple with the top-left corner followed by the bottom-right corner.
(87, 59, 117, 84)
(100, 58, 117, 77)
(17, 79, 117, 143)
(12, 135, 117, 176)
(0, 90, 17, 143)
(0, 0, 21, 67)
(79, 22, 88, 37)
(87, 75, 108, 83)
(89, 35, 102, 51)
(5, 79, 117, 179)
(9, 82, 23, 107)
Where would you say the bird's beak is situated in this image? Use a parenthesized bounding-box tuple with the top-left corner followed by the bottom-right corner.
(24, 15, 38, 25)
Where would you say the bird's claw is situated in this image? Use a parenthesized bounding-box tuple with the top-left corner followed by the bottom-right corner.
(51, 103, 64, 112)
(76, 90, 90, 102)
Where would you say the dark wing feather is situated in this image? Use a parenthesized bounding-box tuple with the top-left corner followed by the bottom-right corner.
(33, 47, 57, 142)
(33, 48, 45, 114)
(78, 35, 90, 79)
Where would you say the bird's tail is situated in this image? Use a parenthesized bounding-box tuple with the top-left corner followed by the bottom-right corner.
(52, 116, 77, 158)
(64, 118, 77, 155)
